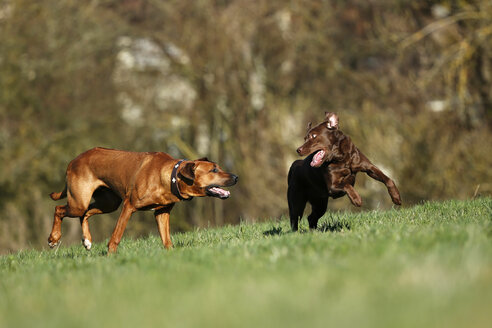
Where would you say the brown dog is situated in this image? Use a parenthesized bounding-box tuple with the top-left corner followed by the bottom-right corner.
(48, 147, 238, 253)
(287, 112, 401, 231)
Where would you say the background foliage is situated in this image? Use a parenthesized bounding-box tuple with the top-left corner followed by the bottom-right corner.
(1, 0, 491, 252)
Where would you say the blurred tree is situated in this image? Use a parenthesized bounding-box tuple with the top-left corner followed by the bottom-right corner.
(0, 0, 490, 253)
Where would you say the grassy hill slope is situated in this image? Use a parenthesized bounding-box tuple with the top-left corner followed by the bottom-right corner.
(1, 198, 491, 328)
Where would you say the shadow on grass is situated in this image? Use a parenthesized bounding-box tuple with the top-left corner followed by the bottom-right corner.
(317, 219, 351, 233)
(263, 226, 283, 236)
(263, 218, 351, 236)
(263, 226, 312, 236)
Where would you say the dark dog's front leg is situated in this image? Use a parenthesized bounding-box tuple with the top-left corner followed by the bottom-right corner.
(343, 185, 362, 207)
(329, 168, 362, 207)
(359, 155, 401, 205)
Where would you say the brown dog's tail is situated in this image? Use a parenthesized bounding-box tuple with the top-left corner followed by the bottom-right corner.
(50, 186, 67, 200)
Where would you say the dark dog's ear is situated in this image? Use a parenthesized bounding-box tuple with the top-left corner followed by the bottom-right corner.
(179, 162, 195, 181)
(326, 134, 345, 162)
(326, 145, 343, 162)
(196, 157, 210, 162)
(306, 122, 312, 132)
(325, 112, 339, 129)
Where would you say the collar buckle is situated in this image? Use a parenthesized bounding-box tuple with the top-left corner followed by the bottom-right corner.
(171, 160, 193, 201)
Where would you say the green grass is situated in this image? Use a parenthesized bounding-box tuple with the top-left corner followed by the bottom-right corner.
(1, 198, 491, 328)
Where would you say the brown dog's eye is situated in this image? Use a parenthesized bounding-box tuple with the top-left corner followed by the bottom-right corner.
(211, 168, 219, 173)
(312, 134, 317, 139)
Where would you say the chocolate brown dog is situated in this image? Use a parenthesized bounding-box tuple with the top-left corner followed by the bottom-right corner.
(48, 147, 238, 253)
(288, 112, 401, 231)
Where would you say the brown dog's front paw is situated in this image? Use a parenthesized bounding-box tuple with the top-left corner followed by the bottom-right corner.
(392, 196, 402, 206)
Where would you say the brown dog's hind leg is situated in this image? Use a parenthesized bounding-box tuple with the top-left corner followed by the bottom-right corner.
(48, 191, 89, 248)
(48, 177, 105, 249)
(79, 188, 122, 250)
(48, 201, 87, 249)
(154, 205, 175, 250)
(48, 205, 67, 248)
(79, 217, 93, 250)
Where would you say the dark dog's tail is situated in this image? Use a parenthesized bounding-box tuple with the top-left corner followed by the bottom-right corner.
(50, 186, 67, 200)
(288, 164, 295, 182)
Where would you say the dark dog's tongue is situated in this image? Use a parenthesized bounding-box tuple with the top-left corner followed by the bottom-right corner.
(310, 150, 325, 167)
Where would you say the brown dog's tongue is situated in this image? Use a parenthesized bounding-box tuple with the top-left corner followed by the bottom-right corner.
(310, 150, 325, 167)
(210, 187, 230, 198)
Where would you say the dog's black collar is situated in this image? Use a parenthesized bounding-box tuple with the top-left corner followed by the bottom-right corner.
(171, 160, 193, 201)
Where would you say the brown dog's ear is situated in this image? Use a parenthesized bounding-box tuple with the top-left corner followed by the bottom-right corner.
(196, 157, 210, 162)
(179, 162, 195, 181)
(325, 112, 339, 129)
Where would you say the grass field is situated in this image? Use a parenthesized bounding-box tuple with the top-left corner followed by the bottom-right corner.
(1, 198, 491, 328)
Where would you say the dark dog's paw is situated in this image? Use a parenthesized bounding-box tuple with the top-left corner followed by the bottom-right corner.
(350, 195, 362, 207)
(391, 192, 402, 205)
(345, 188, 362, 207)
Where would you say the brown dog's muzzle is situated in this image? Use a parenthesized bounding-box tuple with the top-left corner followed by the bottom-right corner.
(206, 174, 238, 199)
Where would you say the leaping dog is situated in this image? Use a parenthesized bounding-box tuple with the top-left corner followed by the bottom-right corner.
(288, 112, 401, 231)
